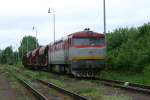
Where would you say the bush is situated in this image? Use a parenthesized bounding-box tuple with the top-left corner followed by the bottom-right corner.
(144, 64, 150, 77)
(107, 22, 150, 73)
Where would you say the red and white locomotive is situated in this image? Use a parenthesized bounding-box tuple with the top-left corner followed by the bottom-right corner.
(23, 28, 106, 77)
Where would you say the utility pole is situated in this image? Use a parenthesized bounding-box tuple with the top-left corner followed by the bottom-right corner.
(36, 27, 38, 48)
(48, 8, 56, 43)
(103, 0, 106, 34)
(21, 41, 23, 59)
(33, 26, 38, 48)
(16, 44, 19, 62)
(18, 50, 19, 62)
(27, 35, 28, 52)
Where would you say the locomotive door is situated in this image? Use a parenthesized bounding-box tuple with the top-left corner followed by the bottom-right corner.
(64, 38, 71, 73)
(64, 39, 69, 63)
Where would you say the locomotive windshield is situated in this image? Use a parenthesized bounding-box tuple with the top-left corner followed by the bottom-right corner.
(73, 38, 105, 46)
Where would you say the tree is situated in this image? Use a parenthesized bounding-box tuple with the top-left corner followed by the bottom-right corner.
(18, 36, 39, 59)
(107, 23, 150, 73)
(0, 49, 2, 63)
(107, 28, 137, 51)
(1, 46, 14, 64)
(13, 51, 19, 64)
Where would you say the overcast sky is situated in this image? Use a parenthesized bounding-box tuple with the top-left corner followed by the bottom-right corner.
(0, 0, 150, 50)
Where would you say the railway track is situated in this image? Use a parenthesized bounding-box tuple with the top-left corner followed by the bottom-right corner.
(16, 77, 88, 100)
(9, 66, 150, 99)
(36, 79, 88, 100)
(17, 78, 49, 100)
(8, 67, 88, 100)
(98, 78, 150, 94)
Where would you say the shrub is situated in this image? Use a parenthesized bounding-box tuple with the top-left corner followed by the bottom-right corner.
(107, 22, 150, 73)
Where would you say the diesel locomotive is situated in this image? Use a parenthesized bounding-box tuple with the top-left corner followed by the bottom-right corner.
(22, 29, 106, 77)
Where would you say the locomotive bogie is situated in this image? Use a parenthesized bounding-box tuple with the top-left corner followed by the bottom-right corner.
(70, 60, 105, 77)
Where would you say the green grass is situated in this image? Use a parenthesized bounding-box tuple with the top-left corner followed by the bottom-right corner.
(80, 89, 103, 100)
(102, 95, 131, 100)
(102, 70, 150, 85)
(6, 64, 66, 87)
(3, 64, 149, 100)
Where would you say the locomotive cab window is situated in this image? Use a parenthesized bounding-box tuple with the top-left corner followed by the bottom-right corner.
(73, 38, 105, 46)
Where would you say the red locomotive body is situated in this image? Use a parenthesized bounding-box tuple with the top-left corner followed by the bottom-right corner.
(23, 29, 106, 77)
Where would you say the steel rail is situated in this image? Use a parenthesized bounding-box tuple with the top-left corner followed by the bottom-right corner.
(9, 71, 49, 100)
(37, 79, 88, 100)
(100, 79, 150, 89)
(17, 78, 49, 100)
(99, 79, 150, 94)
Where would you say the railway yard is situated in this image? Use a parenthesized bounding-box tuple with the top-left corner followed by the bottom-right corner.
(0, 64, 150, 100)
(0, 0, 149, 100)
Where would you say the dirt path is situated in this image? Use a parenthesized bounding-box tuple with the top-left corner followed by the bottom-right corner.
(0, 73, 16, 100)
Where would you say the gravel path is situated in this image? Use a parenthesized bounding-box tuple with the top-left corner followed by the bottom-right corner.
(0, 73, 16, 100)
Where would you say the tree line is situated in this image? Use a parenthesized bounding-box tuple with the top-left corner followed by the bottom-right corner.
(107, 22, 150, 74)
(1, 23, 150, 74)
(0, 36, 39, 65)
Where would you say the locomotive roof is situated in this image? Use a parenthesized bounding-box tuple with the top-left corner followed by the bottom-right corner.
(69, 29, 104, 38)
(43, 29, 104, 46)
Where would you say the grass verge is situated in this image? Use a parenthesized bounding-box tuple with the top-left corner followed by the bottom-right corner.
(102, 71, 150, 85)
(2, 64, 133, 100)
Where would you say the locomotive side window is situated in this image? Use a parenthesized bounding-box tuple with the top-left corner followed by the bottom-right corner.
(73, 38, 105, 46)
